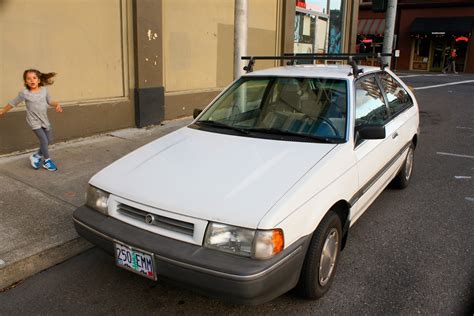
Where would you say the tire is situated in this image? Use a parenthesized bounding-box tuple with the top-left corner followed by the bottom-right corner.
(297, 211, 342, 300)
(391, 143, 415, 189)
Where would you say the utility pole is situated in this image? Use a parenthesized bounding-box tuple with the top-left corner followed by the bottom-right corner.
(382, 0, 397, 67)
(234, 0, 248, 79)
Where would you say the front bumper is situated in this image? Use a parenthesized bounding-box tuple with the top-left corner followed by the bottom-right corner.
(73, 205, 311, 304)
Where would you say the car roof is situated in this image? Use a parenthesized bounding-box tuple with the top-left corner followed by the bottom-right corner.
(243, 64, 382, 80)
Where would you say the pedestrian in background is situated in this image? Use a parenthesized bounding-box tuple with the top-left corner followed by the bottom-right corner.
(443, 49, 458, 74)
(0, 69, 63, 171)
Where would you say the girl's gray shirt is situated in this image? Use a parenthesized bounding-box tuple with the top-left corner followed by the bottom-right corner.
(9, 87, 53, 130)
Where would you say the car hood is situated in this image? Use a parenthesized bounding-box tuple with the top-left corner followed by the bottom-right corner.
(90, 127, 336, 229)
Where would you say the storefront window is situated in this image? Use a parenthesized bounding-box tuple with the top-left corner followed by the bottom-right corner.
(294, 13, 316, 46)
(328, 0, 344, 53)
(307, 0, 328, 13)
(412, 38, 430, 71)
(294, 0, 345, 55)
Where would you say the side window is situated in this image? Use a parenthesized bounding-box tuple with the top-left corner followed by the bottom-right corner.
(355, 76, 389, 128)
(378, 72, 413, 116)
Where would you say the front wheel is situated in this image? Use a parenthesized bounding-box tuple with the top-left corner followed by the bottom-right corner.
(297, 211, 342, 299)
(391, 143, 415, 189)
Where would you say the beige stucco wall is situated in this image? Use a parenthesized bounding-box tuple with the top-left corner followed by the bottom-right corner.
(0, 0, 127, 105)
(163, 0, 281, 93)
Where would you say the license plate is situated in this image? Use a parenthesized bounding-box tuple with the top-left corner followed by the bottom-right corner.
(114, 242, 156, 280)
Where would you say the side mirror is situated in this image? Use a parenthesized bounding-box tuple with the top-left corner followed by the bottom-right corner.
(193, 108, 203, 119)
(407, 85, 415, 93)
(357, 125, 386, 140)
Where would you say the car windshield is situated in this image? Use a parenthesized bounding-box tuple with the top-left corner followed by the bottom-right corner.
(195, 77, 348, 142)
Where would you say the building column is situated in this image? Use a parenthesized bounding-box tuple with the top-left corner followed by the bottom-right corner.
(346, 0, 360, 53)
(132, 0, 164, 127)
(281, 0, 296, 56)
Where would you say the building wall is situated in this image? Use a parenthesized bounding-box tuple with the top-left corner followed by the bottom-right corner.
(0, 0, 134, 155)
(359, 2, 474, 72)
(0, 0, 128, 101)
(0, 0, 297, 155)
(397, 7, 474, 70)
(162, 0, 284, 119)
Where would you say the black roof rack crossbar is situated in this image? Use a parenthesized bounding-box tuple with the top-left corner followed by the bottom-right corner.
(241, 53, 393, 77)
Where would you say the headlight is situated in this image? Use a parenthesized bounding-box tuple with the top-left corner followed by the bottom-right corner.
(204, 223, 284, 260)
(86, 185, 109, 215)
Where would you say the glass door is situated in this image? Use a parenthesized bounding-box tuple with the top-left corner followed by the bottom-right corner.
(430, 39, 447, 71)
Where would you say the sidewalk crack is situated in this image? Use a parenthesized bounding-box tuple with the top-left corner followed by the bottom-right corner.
(105, 133, 131, 141)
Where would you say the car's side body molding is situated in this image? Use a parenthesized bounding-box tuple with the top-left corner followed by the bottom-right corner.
(349, 141, 412, 207)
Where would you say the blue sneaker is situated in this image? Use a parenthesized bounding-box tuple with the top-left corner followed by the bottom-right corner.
(42, 159, 58, 171)
(29, 154, 42, 169)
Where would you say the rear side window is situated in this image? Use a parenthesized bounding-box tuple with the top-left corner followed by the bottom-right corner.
(378, 72, 413, 116)
(355, 75, 389, 127)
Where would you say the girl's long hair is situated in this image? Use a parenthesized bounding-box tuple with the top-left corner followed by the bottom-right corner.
(23, 69, 56, 89)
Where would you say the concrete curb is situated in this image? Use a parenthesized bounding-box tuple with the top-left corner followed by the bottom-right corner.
(0, 238, 93, 290)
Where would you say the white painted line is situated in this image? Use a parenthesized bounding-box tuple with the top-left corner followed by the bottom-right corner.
(456, 126, 473, 130)
(398, 75, 423, 78)
(454, 176, 472, 179)
(466, 197, 474, 202)
(414, 80, 474, 90)
(437, 152, 474, 159)
(398, 74, 448, 78)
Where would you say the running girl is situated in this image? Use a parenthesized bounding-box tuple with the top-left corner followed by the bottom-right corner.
(0, 69, 63, 171)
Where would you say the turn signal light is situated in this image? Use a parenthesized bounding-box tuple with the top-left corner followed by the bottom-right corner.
(254, 229, 284, 260)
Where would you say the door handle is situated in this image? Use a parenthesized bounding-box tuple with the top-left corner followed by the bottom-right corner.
(392, 132, 399, 139)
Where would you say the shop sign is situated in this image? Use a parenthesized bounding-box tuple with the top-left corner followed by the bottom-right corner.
(432, 32, 445, 35)
(455, 36, 469, 42)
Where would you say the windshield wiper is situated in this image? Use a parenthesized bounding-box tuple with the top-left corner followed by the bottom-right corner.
(195, 120, 249, 135)
(246, 128, 341, 143)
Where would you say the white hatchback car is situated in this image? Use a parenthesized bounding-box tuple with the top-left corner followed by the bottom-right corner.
(74, 56, 419, 304)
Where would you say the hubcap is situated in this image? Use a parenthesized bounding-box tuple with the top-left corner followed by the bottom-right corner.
(405, 147, 414, 181)
(319, 228, 339, 286)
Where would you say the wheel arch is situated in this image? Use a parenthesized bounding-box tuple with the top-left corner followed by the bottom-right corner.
(412, 134, 418, 149)
(330, 200, 351, 251)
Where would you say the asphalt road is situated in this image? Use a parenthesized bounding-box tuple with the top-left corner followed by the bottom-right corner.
(1, 73, 473, 315)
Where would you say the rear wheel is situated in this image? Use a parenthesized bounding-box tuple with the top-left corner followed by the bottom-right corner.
(297, 211, 342, 299)
(391, 143, 415, 189)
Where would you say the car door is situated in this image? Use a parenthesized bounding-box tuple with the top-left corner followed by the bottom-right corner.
(351, 74, 401, 219)
(377, 71, 415, 152)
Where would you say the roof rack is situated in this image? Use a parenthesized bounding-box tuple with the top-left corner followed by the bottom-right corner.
(241, 53, 392, 78)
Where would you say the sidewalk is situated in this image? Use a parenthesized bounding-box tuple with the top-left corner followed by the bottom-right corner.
(0, 117, 192, 290)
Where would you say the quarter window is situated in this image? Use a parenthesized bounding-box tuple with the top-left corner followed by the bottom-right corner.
(378, 72, 413, 116)
(355, 76, 389, 127)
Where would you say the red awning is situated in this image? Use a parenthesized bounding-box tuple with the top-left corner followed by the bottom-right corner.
(358, 19, 385, 35)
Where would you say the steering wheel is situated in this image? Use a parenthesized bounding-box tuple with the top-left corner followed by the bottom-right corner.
(303, 115, 340, 138)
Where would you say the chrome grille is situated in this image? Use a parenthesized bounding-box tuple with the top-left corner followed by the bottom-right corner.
(117, 203, 194, 236)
